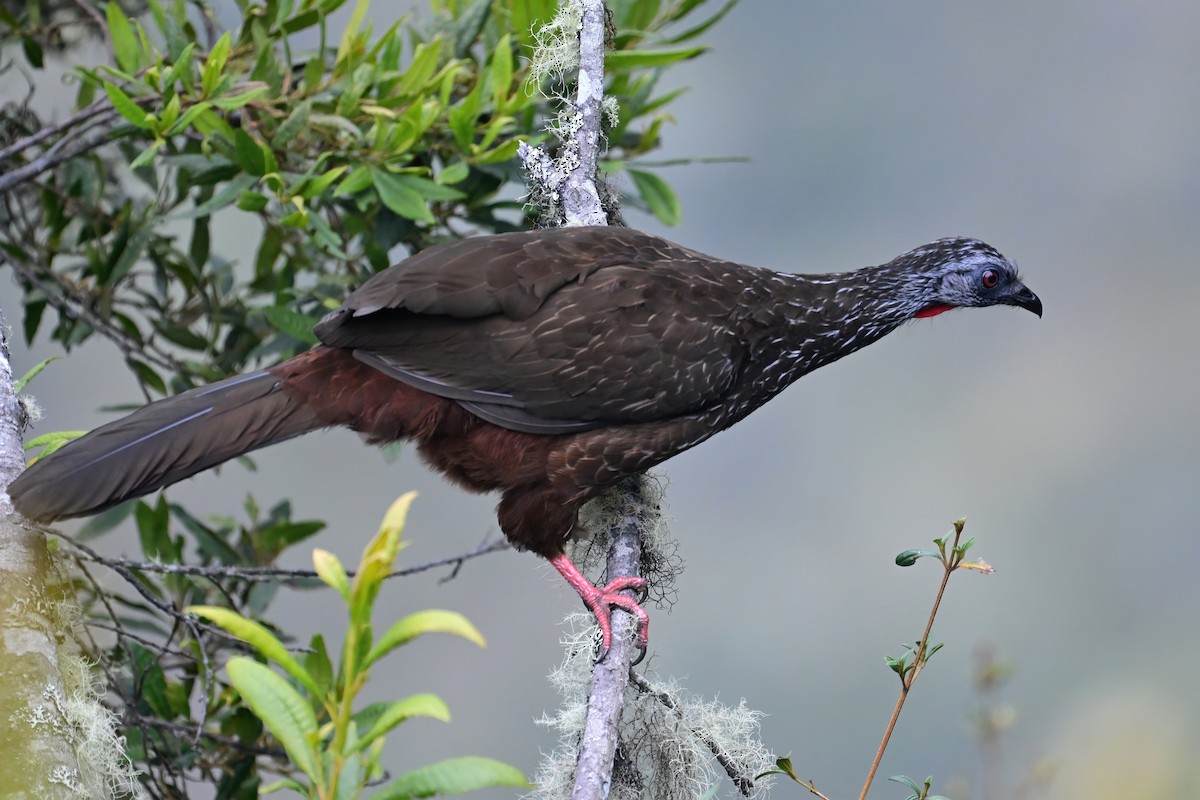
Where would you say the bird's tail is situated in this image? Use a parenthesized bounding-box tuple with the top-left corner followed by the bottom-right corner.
(8, 368, 323, 522)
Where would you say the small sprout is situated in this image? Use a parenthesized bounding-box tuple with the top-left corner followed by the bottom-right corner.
(952, 517, 966, 535)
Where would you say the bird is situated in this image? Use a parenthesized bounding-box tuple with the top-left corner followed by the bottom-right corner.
(7, 225, 1041, 657)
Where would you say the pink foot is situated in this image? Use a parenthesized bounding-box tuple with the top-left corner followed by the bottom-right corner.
(548, 552, 650, 663)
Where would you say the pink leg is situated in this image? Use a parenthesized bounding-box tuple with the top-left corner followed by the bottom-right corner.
(548, 552, 650, 662)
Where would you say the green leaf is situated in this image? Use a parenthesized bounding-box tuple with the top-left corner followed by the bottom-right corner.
(437, 162, 469, 185)
(372, 169, 434, 222)
(667, 0, 740, 44)
(14, 356, 59, 393)
(21, 37, 43, 68)
(274, 100, 312, 147)
(202, 32, 232, 97)
(606, 46, 707, 70)
(336, 165, 373, 195)
(895, 548, 936, 567)
(233, 129, 268, 176)
(135, 497, 175, 562)
(365, 610, 485, 668)
(23, 430, 86, 461)
(129, 359, 167, 394)
(176, 174, 258, 219)
(188, 606, 322, 696)
(376, 756, 528, 799)
(166, 100, 212, 136)
(106, 2, 141, 73)
(628, 168, 682, 226)
(104, 82, 148, 128)
(212, 84, 270, 110)
(262, 306, 319, 344)
(312, 549, 350, 601)
(392, 174, 466, 202)
(237, 190, 270, 212)
(129, 142, 161, 170)
(226, 657, 320, 781)
(336, 0, 371, 64)
(351, 693, 451, 754)
(304, 634, 335, 697)
(350, 492, 416, 623)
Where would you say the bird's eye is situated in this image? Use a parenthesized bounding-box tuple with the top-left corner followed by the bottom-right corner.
(981, 268, 1001, 289)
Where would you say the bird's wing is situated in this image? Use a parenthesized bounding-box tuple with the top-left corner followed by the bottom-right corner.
(314, 227, 749, 432)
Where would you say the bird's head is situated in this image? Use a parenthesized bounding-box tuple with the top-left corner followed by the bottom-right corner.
(898, 237, 1042, 319)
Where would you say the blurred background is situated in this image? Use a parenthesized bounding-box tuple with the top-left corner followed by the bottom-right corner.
(6, 1, 1200, 798)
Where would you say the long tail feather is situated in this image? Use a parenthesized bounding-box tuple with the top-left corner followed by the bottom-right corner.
(8, 369, 322, 521)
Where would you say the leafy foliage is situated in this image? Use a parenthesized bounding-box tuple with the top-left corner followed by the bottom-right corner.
(190, 494, 525, 799)
(2, 0, 732, 402)
(0, 0, 741, 796)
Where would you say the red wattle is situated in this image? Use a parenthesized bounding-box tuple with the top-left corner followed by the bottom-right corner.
(914, 304, 956, 319)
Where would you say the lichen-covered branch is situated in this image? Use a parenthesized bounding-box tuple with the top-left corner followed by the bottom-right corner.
(0, 307, 138, 798)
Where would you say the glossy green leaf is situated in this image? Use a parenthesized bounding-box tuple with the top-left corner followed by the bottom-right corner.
(226, 657, 320, 781)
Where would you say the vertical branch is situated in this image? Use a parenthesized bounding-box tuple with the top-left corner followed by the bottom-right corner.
(571, 477, 645, 800)
(0, 308, 84, 798)
(560, 0, 609, 226)
(521, 2, 649, 798)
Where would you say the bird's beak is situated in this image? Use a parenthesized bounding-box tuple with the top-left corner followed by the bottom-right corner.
(1004, 284, 1042, 318)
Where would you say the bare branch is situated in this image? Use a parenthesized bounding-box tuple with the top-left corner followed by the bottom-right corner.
(51, 528, 510, 583)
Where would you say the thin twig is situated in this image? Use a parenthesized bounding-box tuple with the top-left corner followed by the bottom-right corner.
(858, 528, 964, 800)
(0, 98, 112, 162)
(51, 529, 511, 582)
(0, 127, 114, 195)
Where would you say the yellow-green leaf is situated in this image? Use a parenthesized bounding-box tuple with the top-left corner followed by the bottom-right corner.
(24, 430, 86, 462)
(376, 756, 528, 799)
(351, 693, 451, 754)
(313, 549, 350, 601)
(364, 609, 484, 668)
(336, 0, 371, 65)
(104, 82, 148, 128)
(188, 606, 321, 696)
(106, 2, 141, 73)
(351, 492, 416, 622)
(226, 658, 320, 781)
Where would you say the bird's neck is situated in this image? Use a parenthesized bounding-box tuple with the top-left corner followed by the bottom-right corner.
(739, 262, 940, 393)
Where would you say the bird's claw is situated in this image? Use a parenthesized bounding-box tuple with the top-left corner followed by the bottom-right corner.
(548, 553, 650, 665)
(582, 576, 650, 664)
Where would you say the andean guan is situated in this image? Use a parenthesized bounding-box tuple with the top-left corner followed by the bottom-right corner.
(8, 225, 1041, 656)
